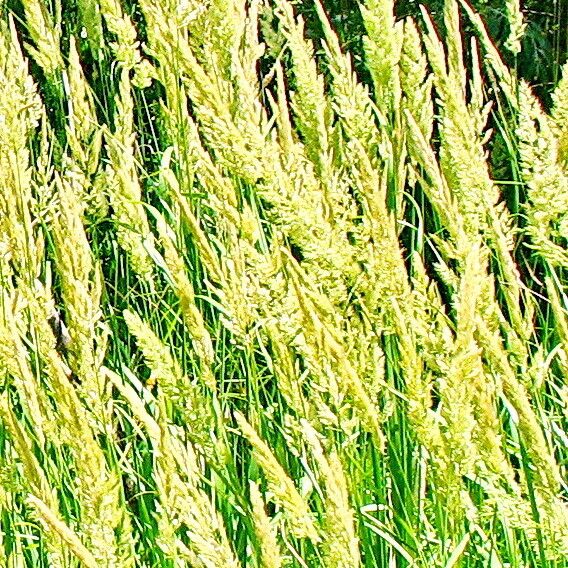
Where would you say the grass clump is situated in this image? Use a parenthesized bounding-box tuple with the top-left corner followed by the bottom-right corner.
(0, 0, 566, 566)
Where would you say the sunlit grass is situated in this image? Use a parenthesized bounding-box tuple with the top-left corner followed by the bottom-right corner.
(0, 0, 566, 566)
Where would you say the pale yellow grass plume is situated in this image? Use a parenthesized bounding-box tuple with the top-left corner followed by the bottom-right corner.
(64, 37, 98, 165)
(0, 294, 53, 447)
(105, 69, 154, 279)
(273, 0, 333, 177)
(439, 243, 516, 487)
(202, 0, 265, 160)
(235, 411, 319, 542)
(138, 0, 265, 185)
(159, 103, 239, 224)
(479, 484, 534, 539)
(400, 18, 433, 142)
(393, 256, 446, 456)
(188, 0, 268, 181)
(267, 6, 361, 305)
(271, 62, 294, 154)
(262, 323, 308, 418)
(123, 308, 217, 455)
(249, 481, 284, 568)
(420, 2, 496, 237)
(301, 419, 360, 567)
(51, 174, 108, 415)
(9, 427, 99, 568)
(0, 396, 61, 538)
(391, 291, 459, 541)
(443, 0, 467, 95)
(250, 250, 343, 426)
(0, 19, 43, 281)
(167, 204, 247, 340)
(149, 408, 239, 567)
(26, 495, 99, 568)
(283, 254, 386, 450)
(98, 0, 154, 86)
(456, 0, 516, 101)
(503, 0, 526, 55)
(103, 367, 161, 444)
(476, 315, 568, 552)
(516, 81, 568, 267)
(161, 126, 352, 407)
(24, 281, 98, 442)
(241, 0, 265, 101)
(0, 266, 134, 566)
(150, 0, 357, 322)
(433, 244, 486, 521)
(545, 276, 568, 371)
(22, 285, 135, 566)
(258, 261, 345, 418)
(157, 79, 204, 210)
(312, 0, 382, 156)
(400, 248, 528, 536)
(153, 210, 216, 390)
(261, 2, 402, 332)
(418, 2, 527, 341)
(551, 61, 568, 166)
(164, 175, 223, 284)
(155, 56, 240, 309)
(20, 0, 63, 76)
(263, 142, 357, 309)
(346, 140, 410, 320)
(0, 19, 54, 445)
(163, 169, 264, 341)
(440, 237, 563, 547)
(63, 37, 106, 218)
(341, 311, 389, 426)
(188, 0, 245, 80)
(361, 0, 401, 113)
(403, 109, 461, 239)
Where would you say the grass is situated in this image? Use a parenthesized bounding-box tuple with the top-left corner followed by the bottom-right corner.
(0, 0, 566, 566)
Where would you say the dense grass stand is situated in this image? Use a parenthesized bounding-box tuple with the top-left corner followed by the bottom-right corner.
(0, 0, 566, 566)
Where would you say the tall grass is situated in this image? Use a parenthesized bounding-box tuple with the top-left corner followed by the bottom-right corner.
(0, 0, 566, 566)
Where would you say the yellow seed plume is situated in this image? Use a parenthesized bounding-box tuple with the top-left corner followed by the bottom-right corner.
(235, 411, 319, 542)
(249, 481, 284, 568)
